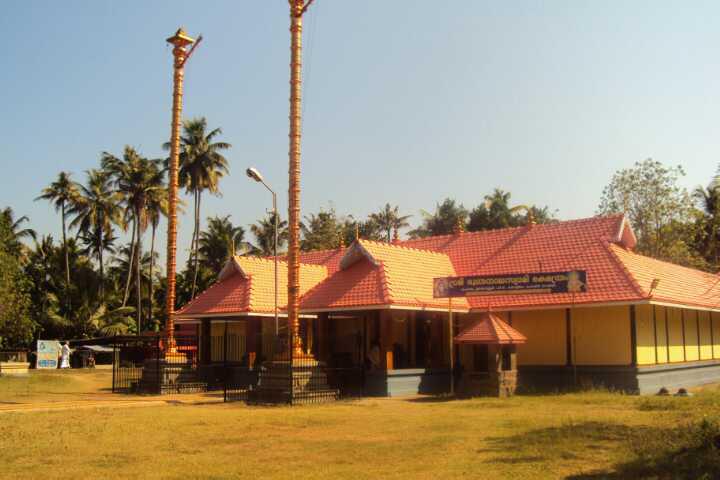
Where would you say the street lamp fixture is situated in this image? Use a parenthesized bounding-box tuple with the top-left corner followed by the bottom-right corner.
(246, 167, 279, 337)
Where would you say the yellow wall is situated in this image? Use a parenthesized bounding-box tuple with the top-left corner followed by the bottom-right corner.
(572, 306, 631, 365)
(699, 311, 713, 360)
(635, 305, 656, 365)
(713, 312, 720, 359)
(667, 308, 685, 362)
(683, 310, 700, 362)
(210, 321, 246, 362)
(512, 309, 566, 366)
(654, 306, 668, 364)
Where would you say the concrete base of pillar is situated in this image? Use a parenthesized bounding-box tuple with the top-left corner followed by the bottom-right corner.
(250, 359, 338, 404)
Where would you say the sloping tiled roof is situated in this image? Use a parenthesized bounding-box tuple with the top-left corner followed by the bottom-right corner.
(178, 214, 720, 316)
(609, 244, 720, 309)
(177, 256, 326, 316)
(396, 215, 645, 310)
(454, 312, 527, 344)
(301, 240, 470, 311)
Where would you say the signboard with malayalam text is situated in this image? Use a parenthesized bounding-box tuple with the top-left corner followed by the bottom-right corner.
(433, 271, 587, 298)
(36, 340, 61, 369)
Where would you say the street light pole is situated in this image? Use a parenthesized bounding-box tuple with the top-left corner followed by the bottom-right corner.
(165, 28, 201, 351)
(288, 0, 315, 359)
(246, 168, 279, 337)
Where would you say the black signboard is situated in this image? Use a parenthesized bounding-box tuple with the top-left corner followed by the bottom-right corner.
(433, 271, 587, 298)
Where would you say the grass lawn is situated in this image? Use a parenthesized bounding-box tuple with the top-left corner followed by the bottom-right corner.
(1, 371, 719, 479)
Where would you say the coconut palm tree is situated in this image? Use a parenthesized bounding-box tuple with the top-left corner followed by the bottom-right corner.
(102, 147, 164, 331)
(0, 207, 36, 258)
(69, 169, 122, 302)
(369, 204, 412, 242)
(198, 215, 250, 275)
(164, 117, 231, 299)
(35, 172, 78, 284)
(250, 212, 288, 256)
(144, 167, 168, 328)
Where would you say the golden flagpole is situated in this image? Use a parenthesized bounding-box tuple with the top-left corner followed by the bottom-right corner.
(165, 28, 201, 351)
(288, 0, 314, 358)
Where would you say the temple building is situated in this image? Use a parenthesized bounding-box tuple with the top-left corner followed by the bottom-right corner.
(176, 214, 720, 395)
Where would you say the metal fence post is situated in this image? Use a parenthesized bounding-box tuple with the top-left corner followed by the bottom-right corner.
(156, 335, 161, 394)
(112, 337, 117, 393)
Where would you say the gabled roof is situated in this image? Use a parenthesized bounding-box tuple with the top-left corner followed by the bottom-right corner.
(178, 214, 720, 317)
(301, 240, 470, 311)
(177, 256, 326, 317)
(454, 312, 527, 344)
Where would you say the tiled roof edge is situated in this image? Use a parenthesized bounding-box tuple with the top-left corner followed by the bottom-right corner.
(603, 242, 648, 299)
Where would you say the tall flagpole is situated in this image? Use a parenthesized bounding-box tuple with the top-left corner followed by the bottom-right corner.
(288, 0, 314, 358)
(165, 28, 201, 350)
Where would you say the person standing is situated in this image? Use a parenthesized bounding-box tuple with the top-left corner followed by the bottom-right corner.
(59, 342, 71, 369)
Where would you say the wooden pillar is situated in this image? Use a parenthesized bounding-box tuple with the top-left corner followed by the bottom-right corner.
(246, 317, 257, 368)
(317, 313, 329, 362)
(200, 319, 211, 364)
(380, 310, 393, 370)
(630, 305, 638, 366)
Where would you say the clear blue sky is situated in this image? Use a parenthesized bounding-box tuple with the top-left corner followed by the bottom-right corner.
(2, 1, 719, 267)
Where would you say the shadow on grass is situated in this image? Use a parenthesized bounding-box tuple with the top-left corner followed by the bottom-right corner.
(479, 419, 720, 479)
(404, 395, 457, 403)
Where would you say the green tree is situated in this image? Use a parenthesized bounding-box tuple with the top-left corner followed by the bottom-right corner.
(250, 212, 289, 256)
(408, 199, 468, 238)
(0, 212, 35, 348)
(369, 204, 412, 242)
(0, 207, 36, 258)
(467, 189, 555, 231)
(69, 169, 122, 302)
(301, 208, 345, 251)
(35, 172, 78, 286)
(198, 215, 250, 275)
(164, 117, 231, 299)
(102, 147, 164, 331)
(598, 158, 703, 267)
(340, 216, 384, 246)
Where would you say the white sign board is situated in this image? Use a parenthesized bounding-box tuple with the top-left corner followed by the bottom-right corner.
(36, 340, 61, 369)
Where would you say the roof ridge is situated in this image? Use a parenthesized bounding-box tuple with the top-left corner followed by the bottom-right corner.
(358, 238, 453, 258)
(400, 214, 625, 245)
(376, 260, 394, 304)
(236, 254, 328, 271)
(603, 241, 647, 299)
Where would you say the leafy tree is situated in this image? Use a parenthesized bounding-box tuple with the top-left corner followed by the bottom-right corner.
(301, 208, 345, 251)
(340, 216, 384, 245)
(164, 117, 231, 299)
(0, 212, 35, 348)
(598, 158, 704, 267)
(467, 189, 555, 231)
(369, 204, 411, 242)
(0, 208, 36, 247)
(408, 199, 468, 238)
(198, 215, 250, 275)
(35, 172, 78, 286)
(103, 147, 164, 330)
(69, 169, 122, 301)
(250, 212, 289, 256)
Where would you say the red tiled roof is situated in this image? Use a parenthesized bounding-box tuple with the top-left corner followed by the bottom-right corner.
(301, 240, 470, 311)
(177, 214, 720, 316)
(454, 312, 527, 344)
(609, 244, 720, 309)
(177, 256, 326, 316)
